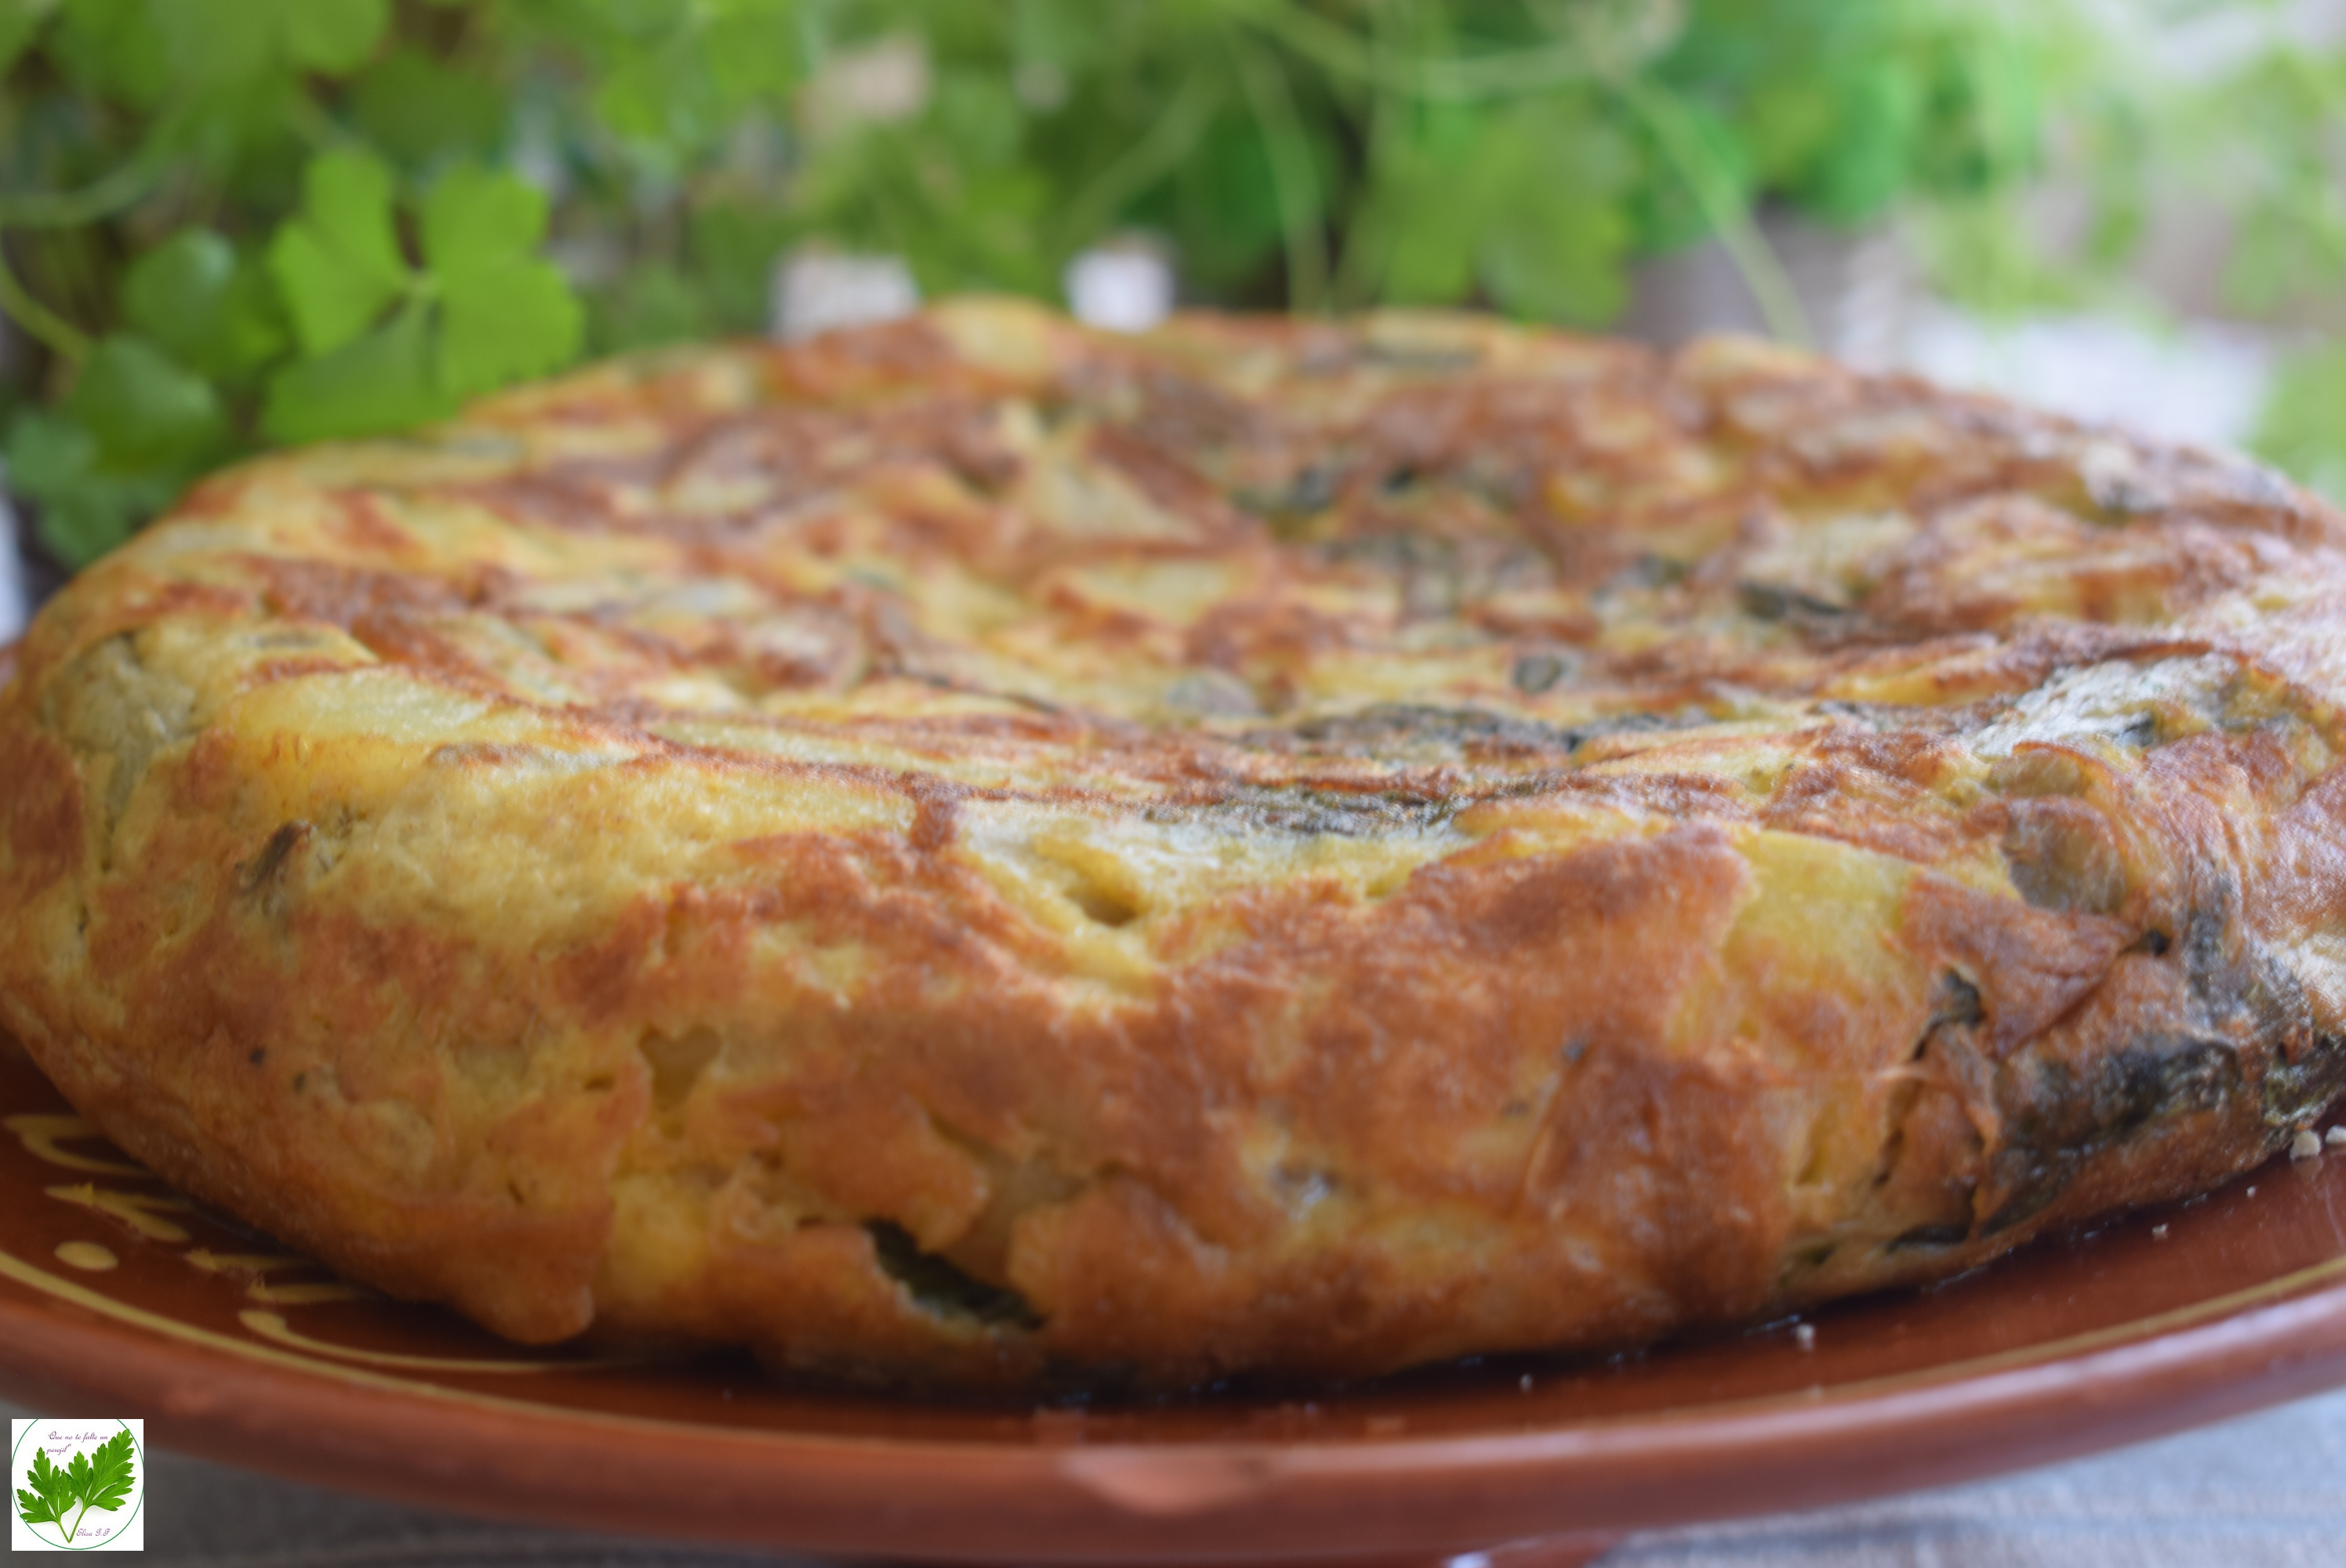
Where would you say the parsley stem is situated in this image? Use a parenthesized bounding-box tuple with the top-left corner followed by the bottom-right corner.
(1616, 75, 1814, 350)
(1056, 71, 1225, 256)
(0, 107, 181, 230)
(0, 231, 93, 365)
(1246, 2, 1596, 101)
(0, 159, 155, 230)
(1331, 0, 1429, 310)
(1232, 37, 1328, 314)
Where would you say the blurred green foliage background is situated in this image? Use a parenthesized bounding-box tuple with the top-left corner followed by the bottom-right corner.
(0, 0, 2341, 568)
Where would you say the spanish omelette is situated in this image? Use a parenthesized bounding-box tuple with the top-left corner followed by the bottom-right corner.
(5, 299, 2346, 1388)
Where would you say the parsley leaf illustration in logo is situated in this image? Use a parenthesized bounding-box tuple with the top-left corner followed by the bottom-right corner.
(13, 1446, 70, 1533)
(74, 1429, 138, 1522)
(15, 1429, 137, 1543)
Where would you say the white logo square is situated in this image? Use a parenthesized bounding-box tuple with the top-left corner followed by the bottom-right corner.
(9, 1418, 145, 1552)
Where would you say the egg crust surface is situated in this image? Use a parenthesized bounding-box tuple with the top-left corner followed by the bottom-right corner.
(9, 299, 2346, 1389)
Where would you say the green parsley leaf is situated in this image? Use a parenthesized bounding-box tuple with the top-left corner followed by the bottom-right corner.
(125, 229, 234, 340)
(349, 45, 507, 170)
(419, 162, 546, 274)
(5, 336, 230, 565)
(151, 0, 271, 90)
(46, 0, 171, 107)
(64, 333, 227, 470)
(2253, 340, 2346, 507)
(419, 165, 583, 397)
(258, 155, 580, 441)
(1477, 110, 1633, 325)
(122, 229, 289, 385)
(262, 298, 450, 444)
(1356, 98, 1632, 326)
(585, 0, 803, 159)
(75, 1430, 136, 1518)
(24, 464, 172, 567)
(268, 148, 412, 356)
(280, 0, 387, 73)
(2206, 49, 2346, 315)
(1912, 24, 2043, 198)
(151, 0, 387, 89)
(15, 1445, 70, 1532)
(700, 0, 804, 109)
(1365, 108, 1493, 304)
(4, 408, 100, 502)
(1788, 66, 1921, 224)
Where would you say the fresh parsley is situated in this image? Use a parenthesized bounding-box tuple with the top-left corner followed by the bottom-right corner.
(15, 1429, 136, 1544)
(262, 151, 581, 443)
(0, 1, 2341, 566)
(2255, 340, 2346, 509)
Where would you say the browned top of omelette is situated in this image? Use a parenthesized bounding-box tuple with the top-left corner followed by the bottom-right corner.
(6, 299, 2346, 1388)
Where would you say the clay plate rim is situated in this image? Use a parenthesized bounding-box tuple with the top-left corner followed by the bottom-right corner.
(4, 1236, 2346, 1563)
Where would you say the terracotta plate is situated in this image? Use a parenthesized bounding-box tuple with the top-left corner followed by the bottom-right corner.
(6, 1035, 2346, 1567)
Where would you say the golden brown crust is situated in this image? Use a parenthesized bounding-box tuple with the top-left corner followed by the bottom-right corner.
(8, 300, 2346, 1387)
